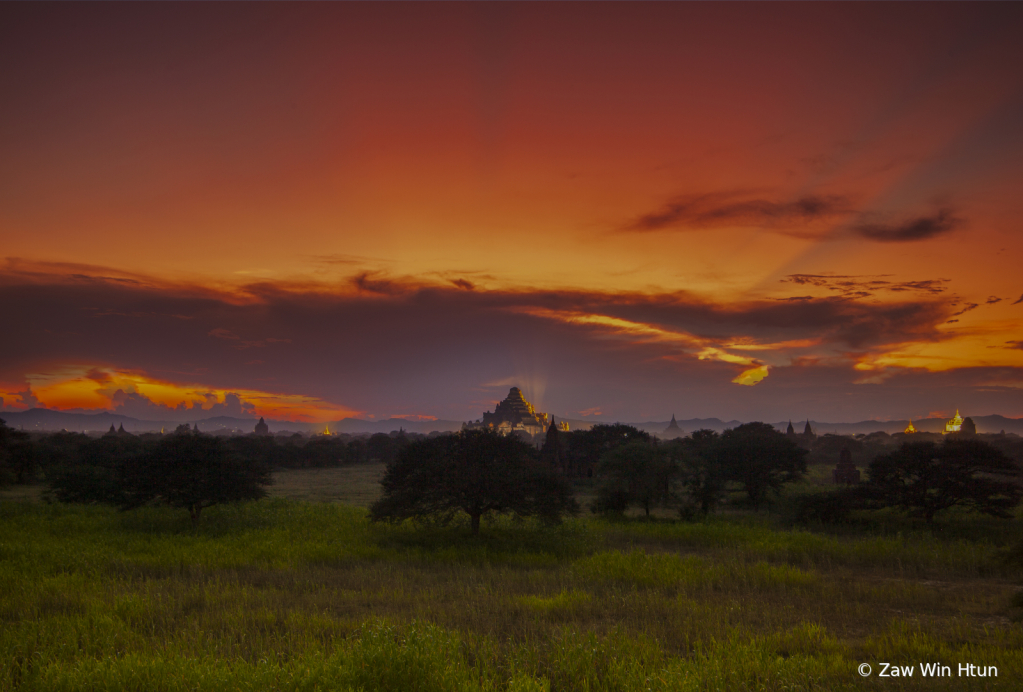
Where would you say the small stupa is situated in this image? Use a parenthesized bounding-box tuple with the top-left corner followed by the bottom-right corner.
(662, 414, 683, 439)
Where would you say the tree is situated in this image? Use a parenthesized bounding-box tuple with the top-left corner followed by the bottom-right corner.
(868, 438, 1021, 523)
(0, 418, 35, 485)
(715, 422, 808, 508)
(119, 433, 271, 525)
(563, 424, 650, 478)
(47, 434, 144, 504)
(593, 440, 678, 517)
(673, 429, 726, 516)
(370, 429, 577, 534)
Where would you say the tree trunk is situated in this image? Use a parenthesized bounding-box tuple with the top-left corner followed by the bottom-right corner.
(470, 513, 481, 535)
(189, 503, 202, 526)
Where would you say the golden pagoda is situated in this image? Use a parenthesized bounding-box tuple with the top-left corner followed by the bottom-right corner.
(322, 424, 332, 436)
(943, 409, 963, 434)
(904, 419, 917, 434)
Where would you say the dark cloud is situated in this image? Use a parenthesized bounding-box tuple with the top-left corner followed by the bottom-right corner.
(450, 278, 476, 291)
(1012, 294, 1023, 305)
(986, 296, 1002, 305)
(950, 302, 979, 317)
(852, 207, 962, 242)
(351, 271, 412, 296)
(0, 266, 991, 421)
(622, 191, 852, 233)
(1005, 340, 1023, 350)
(110, 389, 255, 422)
(781, 274, 949, 298)
(15, 388, 40, 409)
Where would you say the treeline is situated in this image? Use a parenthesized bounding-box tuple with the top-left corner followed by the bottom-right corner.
(0, 420, 417, 486)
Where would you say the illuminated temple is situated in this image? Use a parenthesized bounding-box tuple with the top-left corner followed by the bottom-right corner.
(944, 409, 964, 434)
(464, 387, 569, 437)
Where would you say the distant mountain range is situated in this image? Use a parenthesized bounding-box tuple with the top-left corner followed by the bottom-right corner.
(0, 409, 464, 435)
(634, 416, 1023, 436)
(2, 408, 1021, 437)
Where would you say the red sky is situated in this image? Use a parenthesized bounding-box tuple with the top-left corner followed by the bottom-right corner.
(2, 3, 1022, 424)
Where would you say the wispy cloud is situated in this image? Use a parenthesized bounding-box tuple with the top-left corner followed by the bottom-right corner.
(852, 207, 962, 242)
(621, 191, 852, 234)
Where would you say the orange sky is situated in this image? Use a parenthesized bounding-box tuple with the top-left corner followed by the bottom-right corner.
(2, 3, 1022, 423)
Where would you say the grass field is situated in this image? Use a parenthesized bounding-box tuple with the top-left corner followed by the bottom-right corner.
(2, 465, 1023, 690)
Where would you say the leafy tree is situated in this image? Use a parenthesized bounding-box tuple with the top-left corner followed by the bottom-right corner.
(119, 433, 271, 525)
(370, 429, 577, 534)
(715, 422, 808, 508)
(868, 438, 1021, 523)
(672, 429, 727, 515)
(593, 440, 678, 517)
(0, 418, 35, 485)
(47, 434, 144, 504)
(367, 433, 397, 464)
(564, 424, 650, 478)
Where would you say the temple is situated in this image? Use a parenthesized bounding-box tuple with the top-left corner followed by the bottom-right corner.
(833, 448, 860, 485)
(254, 417, 269, 435)
(904, 419, 917, 434)
(464, 387, 568, 439)
(662, 414, 683, 439)
(944, 409, 963, 434)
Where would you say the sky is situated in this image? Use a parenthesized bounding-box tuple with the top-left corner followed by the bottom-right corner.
(2, 3, 1023, 425)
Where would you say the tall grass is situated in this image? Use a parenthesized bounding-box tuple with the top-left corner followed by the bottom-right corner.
(2, 499, 1021, 690)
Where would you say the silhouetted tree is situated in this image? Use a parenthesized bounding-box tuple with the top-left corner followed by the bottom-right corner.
(716, 422, 808, 508)
(120, 434, 271, 525)
(367, 433, 397, 464)
(564, 424, 650, 478)
(593, 440, 678, 517)
(0, 418, 35, 485)
(370, 429, 577, 534)
(47, 434, 145, 504)
(673, 429, 727, 515)
(868, 438, 1020, 523)
(960, 417, 977, 437)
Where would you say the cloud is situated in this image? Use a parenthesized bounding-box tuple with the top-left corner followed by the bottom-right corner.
(16, 388, 41, 409)
(950, 302, 979, 318)
(782, 274, 949, 298)
(450, 278, 476, 291)
(0, 263, 1003, 422)
(852, 207, 962, 242)
(1013, 294, 1023, 305)
(622, 191, 852, 233)
(986, 296, 1002, 305)
(110, 389, 256, 421)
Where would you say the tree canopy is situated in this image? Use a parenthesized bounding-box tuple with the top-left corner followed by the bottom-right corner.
(868, 438, 1020, 523)
(714, 422, 807, 508)
(593, 440, 678, 517)
(370, 429, 578, 533)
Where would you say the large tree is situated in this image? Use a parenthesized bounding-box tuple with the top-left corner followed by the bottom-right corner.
(370, 429, 577, 534)
(0, 418, 34, 485)
(868, 438, 1021, 523)
(715, 422, 808, 508)
(119, 433, 271, 525)
(593, 440, 678, 517)
(672, 429, 727, 516)
(563, 424, 650, 478)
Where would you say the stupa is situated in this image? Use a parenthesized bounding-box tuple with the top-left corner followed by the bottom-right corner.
(662, 414, 683, 439)
(944, 409, 963, 434)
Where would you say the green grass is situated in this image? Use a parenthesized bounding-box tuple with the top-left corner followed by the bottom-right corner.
(2, 473, 1023, 690)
